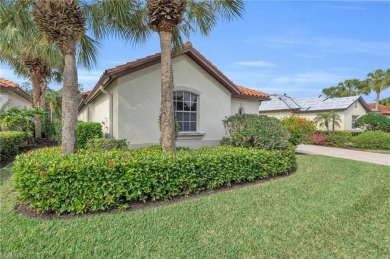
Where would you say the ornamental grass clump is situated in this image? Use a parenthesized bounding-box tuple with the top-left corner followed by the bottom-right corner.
(13, 146, 296, 214)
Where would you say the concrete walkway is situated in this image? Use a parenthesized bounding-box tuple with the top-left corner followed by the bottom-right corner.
(297, 144, 390, 166)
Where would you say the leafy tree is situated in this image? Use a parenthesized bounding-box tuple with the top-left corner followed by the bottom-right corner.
(361, 69, 390, 111)
(322, 79, 368, 98)
(146, 0, 244, 151)
(354, 112, 390, 132)
(315, 111, 342, 132)
(379, 97, 390, 106)
(0, 107, 44, 132)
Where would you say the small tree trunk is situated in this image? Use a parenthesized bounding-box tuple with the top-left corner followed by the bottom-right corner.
(31, 72, 42, 139)
(375, 91, 380, 111)
(61, 43, 79, 154)
(159, 30, 176, 152)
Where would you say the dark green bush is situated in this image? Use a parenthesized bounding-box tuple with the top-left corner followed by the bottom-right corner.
(13, 146, 296, 214)
(352, 131, 390, 150)
(354, 112, 390, 132)
(223, 114, 290, 150)
(76, 121, 103, 148)
(86, 138, 128, 151)
(0, 131, 26, 162)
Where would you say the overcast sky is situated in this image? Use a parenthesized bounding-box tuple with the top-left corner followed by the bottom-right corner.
(1, 0, 389, 103)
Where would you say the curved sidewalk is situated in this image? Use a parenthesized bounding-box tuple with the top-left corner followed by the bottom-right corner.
(297, 144, 390, 166)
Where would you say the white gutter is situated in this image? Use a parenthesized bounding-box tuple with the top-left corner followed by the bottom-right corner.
(99, 85, 113, 138)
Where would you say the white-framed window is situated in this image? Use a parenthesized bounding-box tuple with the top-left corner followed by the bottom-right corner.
(352, 115, 359, 129)
(173, 91, 198, 132)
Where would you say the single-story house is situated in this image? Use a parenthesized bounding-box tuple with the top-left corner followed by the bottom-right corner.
(368, 103, 390, 118)
(259, 94, 371, 131)
(78, 42, 270, 147)
(0, 78, 31, 109)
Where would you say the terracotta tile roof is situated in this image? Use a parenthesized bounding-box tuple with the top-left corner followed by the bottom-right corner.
(0, 77, 19, 88)
(82, 91, 91, 97)
(236, 86, 270, 98)
(369, 103, 390, 115)
(81, 42, 270, 109)
(0, 77, 31, 101)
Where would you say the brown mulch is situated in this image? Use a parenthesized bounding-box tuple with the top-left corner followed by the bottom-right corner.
(15, 167, 296, 221)
(0, 139, 58, 168)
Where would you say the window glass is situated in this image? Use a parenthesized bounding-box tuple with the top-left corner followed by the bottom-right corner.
(173, 91, 198, 132)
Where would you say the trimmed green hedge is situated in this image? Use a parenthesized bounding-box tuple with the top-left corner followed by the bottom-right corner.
(86, 138, 128, 151)
(77, 122, 103, 148)
(0, 131, 26, 162)
(13, 146, 296, 214)
(352, 131, 390, 150)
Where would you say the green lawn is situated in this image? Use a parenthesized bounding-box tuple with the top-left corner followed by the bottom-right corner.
(1, 155, 389, 258)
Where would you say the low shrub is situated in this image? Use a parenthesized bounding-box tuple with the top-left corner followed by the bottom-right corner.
(223, 114, 291, 150)
(86, 138, 128, 151)
(352, 131, 390, 150)
(354, 112, 390, 132)
(76, 121, 103, 148)
(13, 145, 296, 214)
(0, 131, 26, 162)
(281, 116, 317, 145)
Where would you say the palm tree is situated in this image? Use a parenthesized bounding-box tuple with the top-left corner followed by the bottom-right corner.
(45, 88, 62, 122)
(146, 0, 244, 151)
(328, 111, 342, 131)
(0, 0, 63, 138)
(363, 69, 390, 111)
(315, 112, 331, 131)
(32, 0, 150, 154)
(315, 111, 342, 131)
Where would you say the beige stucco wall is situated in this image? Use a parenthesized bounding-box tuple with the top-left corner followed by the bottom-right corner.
(116, 54, 234, 147)
(231, 98, 259, 115)
(343, 101, 367, 131)
(0, 92, 31, 109)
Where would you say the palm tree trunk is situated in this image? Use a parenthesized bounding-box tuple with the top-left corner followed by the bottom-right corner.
(375, 91, 380, 111)
(31, 72, 42, 139)
(159, 30, 176, 152)
(61, 43, 79, 154)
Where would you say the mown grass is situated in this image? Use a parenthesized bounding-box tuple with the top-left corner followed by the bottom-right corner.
(0, 155, 389, 258)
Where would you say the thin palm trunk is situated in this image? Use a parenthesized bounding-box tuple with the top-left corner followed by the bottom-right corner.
(30, 72, 42, 138)
(375, 91, 380, 111)
(159, 30, 176, 152)
(61, 44, 79, 154)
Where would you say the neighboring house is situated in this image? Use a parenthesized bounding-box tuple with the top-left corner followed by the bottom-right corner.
(78, 42, 270, 147)
(368, 103, 390, 118)
(259, 94, 371, 131)
(0, 78, 31, 109)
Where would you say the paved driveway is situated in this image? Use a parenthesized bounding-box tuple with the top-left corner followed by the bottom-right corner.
(297, 144, 390, 166)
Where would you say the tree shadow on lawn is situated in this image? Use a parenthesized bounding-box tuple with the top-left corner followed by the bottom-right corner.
(15, 167, 296, 221)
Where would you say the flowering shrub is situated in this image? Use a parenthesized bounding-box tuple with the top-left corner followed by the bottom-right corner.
(281, 116, 317, 145)
(307, 131, 353, 147)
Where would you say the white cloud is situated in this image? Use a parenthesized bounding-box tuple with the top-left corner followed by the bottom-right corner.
(272, 71, 345, 84)
(235, 61, 276, 67)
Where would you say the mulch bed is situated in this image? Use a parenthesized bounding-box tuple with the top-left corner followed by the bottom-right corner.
(15, 167, 296, 221)
(0, 139, 58, 168)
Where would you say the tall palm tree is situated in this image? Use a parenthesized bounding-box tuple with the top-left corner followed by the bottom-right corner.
(146, 0, 244, 151)
(363, 69, 390, 111)
(32, 0, 150, 153)
(0, 0, 63, 138)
